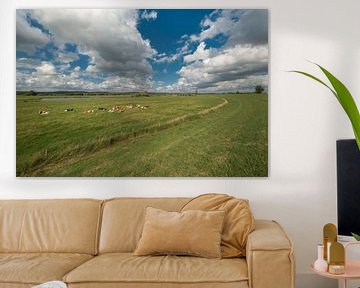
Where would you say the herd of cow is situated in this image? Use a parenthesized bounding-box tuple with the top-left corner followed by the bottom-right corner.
(39, 104, 149, 115)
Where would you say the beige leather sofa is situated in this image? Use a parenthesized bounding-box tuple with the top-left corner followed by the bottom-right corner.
(0, 198, 295, 288)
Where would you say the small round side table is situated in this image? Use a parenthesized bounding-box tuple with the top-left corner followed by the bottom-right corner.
(311, 242, 360, 288)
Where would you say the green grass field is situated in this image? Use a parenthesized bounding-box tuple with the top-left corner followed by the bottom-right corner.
(16, 93, 268, 177)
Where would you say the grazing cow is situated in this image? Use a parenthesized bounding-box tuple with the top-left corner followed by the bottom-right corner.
(39, 111, 49, 115)
(125, 104, 148, 110)
(84, 109, 94, 114)
(108, 106, 125, 113)
(64, 108, 74, 112)
(115, 106, 125, 112)
(98, 108, 107, 111)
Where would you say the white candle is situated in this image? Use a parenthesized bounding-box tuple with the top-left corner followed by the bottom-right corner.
(329, 264, 345, 274)
(327, 242, 331, 263)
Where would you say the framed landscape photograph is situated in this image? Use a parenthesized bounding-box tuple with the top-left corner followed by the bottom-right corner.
(16, 9, 269, 177)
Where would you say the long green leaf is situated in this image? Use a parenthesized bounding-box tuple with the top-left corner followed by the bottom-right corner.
(290, 64, 360, 150)
(316, 64, 360, 150)
(352, 232, 360, 241)
(289, 70, 337, 99)
(354, 127, 360, 149)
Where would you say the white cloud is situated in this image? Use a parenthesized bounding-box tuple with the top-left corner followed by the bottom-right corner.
(30, 9, 156, 79)
(55, 51, 79, 64)
(57, 63, 71, 72)
(36, 61, 57, 75)
(16, 60, 152, 92)
(225, 10, 268, 47)
(199, 15, 233, 42)
(183, 42, 213, 63)
(199, 75, 268, 93)
(16, 9, 268, 93)
(154, 54, 179, 64)
(140, 10, 158, 21)
(98, 75, 152, 92)
(189, 34, 199, 42)
(154, 43, 191, 64)
(70, 66, 81, 78)
(16, 57, 42, 70)
(174, 44, 268, 92)
(16, 9, 160, 92)
(16, 10, 50, 53)
(170, 9, 268, 93)
(194, 9, 268, 46)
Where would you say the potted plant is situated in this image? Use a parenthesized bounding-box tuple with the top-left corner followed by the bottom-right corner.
(290, 63, 360, 240)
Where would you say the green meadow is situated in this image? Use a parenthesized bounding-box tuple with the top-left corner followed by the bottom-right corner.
(16, 93, 268, 177)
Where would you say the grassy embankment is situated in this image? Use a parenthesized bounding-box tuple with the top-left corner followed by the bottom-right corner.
(16, 93, 268, 176)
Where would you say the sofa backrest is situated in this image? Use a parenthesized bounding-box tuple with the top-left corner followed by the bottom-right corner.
(0, 199, 102, 254)
(99, 197, 190, 253)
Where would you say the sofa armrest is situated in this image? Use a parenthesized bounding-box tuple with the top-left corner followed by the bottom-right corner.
(246, 220, 295, 288)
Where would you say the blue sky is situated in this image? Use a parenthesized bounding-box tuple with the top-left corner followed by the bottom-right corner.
(16, 9, 268, 92)
(139, 10, 211, 84)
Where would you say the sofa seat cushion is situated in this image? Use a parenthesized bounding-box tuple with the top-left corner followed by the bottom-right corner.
(64, 253, 248, 285)
(0, 253, 93, 285)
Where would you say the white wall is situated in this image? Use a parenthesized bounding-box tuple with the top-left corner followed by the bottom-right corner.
(1, 0, 359, 287)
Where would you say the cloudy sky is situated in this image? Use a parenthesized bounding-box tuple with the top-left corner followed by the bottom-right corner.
(16, 9, 268, 93)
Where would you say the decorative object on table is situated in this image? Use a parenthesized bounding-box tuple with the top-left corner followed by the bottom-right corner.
(319, 223, 346, 275)
(311, 238, 360, 288)
(328, 264, 345, 275)
(329, 242, 345, 275)
(323, 223, 337, 262)
(16, 9, 269, 178)
(314, 244, 328, 272)
(289, 62, 360, 150)
(32, 281, 67, 288)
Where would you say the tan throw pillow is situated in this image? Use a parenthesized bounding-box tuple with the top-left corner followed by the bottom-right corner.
(181, 194, 254, 258)
(134, 207, 225, 258)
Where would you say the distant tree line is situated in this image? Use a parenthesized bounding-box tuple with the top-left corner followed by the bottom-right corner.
(17, 86, 267, 96)
(17, 90, 39, 96)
